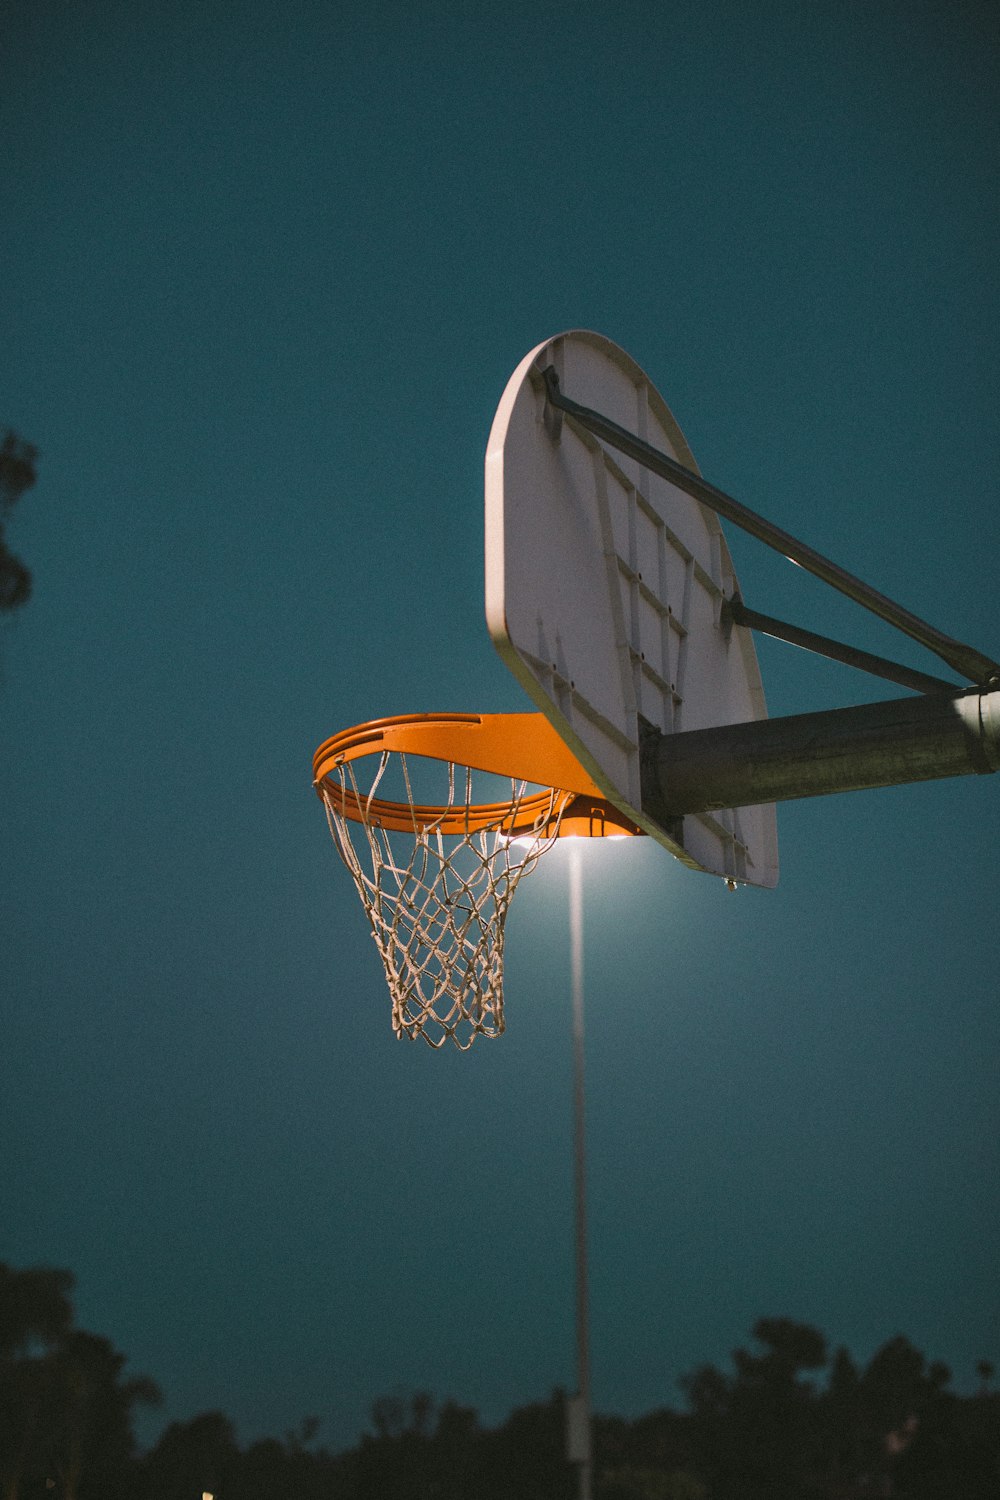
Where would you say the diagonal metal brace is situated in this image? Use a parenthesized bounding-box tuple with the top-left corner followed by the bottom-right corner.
(541, 364, 999, 687)
(723, 598, 958, 696)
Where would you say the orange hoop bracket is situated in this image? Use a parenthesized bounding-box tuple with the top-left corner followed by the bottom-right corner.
(312, 712, 644, 838)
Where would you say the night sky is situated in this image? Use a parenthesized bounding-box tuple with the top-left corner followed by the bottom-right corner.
(2, 0, 998, 1455)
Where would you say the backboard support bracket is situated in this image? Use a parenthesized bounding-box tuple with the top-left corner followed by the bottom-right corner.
(638, 714, 685, 841)
(541, 365, 1000, 689)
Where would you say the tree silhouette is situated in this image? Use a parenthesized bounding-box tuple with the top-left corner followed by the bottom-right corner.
(36, 1330, 161, 1500)
(0, 431, 37, 614)
(681, 1316, 830, 1500)
(1, 1264, 75, 1500)
(140, 1411, 239, 1499)
(4, 1267, 999, 1499)
(0, 1263, 74, 1359)
(0, 1263, 159, 1500)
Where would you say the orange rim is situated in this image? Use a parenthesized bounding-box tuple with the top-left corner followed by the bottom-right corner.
(313, 712, 644, 839)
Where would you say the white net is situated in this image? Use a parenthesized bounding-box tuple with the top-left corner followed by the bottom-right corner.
(318, 750, 569, 1048)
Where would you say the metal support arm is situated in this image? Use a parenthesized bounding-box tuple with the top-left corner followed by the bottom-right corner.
(542, 366, 999, 687)
(641, 688, 1000, 818)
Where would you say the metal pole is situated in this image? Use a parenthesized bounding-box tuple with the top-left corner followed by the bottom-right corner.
(568, 842, 592, 1500)
(642, 687, 1000, 819)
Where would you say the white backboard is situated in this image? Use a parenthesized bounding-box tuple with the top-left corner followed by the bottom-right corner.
(485, 330, 779, 888)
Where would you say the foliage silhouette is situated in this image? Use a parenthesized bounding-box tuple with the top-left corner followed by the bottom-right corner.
(0, 1265, 160, 1500)
(0, 431, 37, 614)
(2, 1263, 998, 1498)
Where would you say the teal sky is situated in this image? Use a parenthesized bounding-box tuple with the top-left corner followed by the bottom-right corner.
(2, 0, 998, 1452)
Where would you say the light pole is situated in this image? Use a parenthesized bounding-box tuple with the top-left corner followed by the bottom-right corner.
(566, 841, 593, 1500)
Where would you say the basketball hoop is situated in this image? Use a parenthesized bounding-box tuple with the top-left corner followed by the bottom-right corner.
(313, 713, 640, 1048)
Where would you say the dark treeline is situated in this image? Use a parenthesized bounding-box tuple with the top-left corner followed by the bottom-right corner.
(0, 431, 37, 614)
(2, 1263, 997, 1499)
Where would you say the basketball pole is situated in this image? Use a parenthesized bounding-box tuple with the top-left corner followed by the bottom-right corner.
(568, 841, 593, 1500)
(642, 687, 1000, 819)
